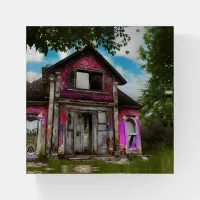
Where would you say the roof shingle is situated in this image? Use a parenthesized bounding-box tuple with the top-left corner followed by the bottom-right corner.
(27, 79, 139, 108)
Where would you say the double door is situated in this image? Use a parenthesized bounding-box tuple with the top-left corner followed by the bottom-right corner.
(65, 110, 108, 155)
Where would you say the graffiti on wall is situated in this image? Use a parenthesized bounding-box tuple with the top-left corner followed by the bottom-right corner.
(59, 55, 114, 102)
(58, 105, 66, 154)
(26, 106, 48, 158)
(27, 106, 48, 132)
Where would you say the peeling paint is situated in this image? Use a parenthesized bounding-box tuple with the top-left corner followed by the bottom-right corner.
(59, 55, 114, 102)
(118, 108, 141, 153)
(26, 106, 48, 133)
(58, 106, 66, 154)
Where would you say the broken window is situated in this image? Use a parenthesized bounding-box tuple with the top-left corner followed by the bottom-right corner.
(126, 120, 136, 148)
(98, 112, 106, 123)
(89, 72, 102, 90)
(76, 71, 90, 89)
(26, 114, 39, 157)
(75, 70, 103, 91)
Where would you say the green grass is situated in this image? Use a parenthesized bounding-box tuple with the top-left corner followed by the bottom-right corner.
(27, 145, 173, 174)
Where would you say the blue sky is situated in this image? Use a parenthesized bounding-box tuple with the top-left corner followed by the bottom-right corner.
(26, 27, 150, 100)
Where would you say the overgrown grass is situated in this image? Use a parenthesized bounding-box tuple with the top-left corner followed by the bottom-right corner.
(27, 145, 173, 174)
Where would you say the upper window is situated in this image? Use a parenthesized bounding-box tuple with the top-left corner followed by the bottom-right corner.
(75, 69, 103, 91)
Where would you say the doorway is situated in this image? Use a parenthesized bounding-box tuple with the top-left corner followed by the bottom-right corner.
(74, 112, 93, 154)
(82, 113, 93, 153)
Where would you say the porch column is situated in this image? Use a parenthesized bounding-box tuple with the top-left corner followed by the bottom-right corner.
(46, 74, 55, 156)
(51, 72, 61, 156)
(113, 82, 120, 153)
(37, 117, 45, 155)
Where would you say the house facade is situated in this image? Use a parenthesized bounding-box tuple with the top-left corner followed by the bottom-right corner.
(26, 45, 142, 159)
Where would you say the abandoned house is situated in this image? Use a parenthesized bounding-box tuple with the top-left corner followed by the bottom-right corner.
(26, 45, 142, 159)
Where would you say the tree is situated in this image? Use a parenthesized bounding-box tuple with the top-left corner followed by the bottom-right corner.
(138, 27, 173, 127)
(26, 26, 131, 56)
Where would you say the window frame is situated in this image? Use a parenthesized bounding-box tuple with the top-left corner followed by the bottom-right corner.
(126, 119, 136, 136)
(74, 67, 104, 92)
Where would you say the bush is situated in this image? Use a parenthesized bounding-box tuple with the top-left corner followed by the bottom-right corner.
(141, 120, 173, 151)
(126, 152, 138, 161)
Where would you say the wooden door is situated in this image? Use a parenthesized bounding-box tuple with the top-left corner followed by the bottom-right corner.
(65, 110, 74, 154)
(74, 112, 83, 154)
(97, 111, 108, 154)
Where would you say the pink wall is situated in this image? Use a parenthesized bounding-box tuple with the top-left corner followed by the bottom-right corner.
(59, 54, 115, 102)
(26, 106, 48, 133)
(118, 108, 142, 153)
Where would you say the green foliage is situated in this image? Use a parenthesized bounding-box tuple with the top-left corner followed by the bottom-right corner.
(27, 145, 173, 174)
(141, 120, 173, 151)
(138, 27, 173, 126)
(26, 26, 131, 56)
(126, 153, 141, 161)
(37, 150, 47, 162)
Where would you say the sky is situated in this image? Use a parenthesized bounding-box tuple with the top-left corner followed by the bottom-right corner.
(26, 27, 150, 100)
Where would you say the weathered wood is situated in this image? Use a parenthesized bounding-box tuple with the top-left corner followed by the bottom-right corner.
(46, 74, 55, 156)
(63, 104, 110, 112)
(51, 102, 59, 155)
(36, 120, 42, 155)
(113, 82, 119, 152)
(92, 113, 97, 153)
(98, 124, 107, 131)
(65, 110, 74, 154)
(51, 72, 61, 155)
(58, 98, 115, 107)
(97, 130, 107, 154)
(27, 101, 49, 106)
(98, 112, 106, 123)
(55, 71, 61, 98)
(36, 119, 45, 155)
(74, 112, 82, 153)
(40, 119, 45, 155)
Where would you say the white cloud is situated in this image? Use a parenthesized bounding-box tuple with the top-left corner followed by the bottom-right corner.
(115, 66, 125, 76)
(116, 26, 146, 64)
(26, 71, 42, 83)
(115, 65, 150, 100)
(58, 49, 74, 60)
(26, 45, 44, 62)
(103, 55, 114, 66)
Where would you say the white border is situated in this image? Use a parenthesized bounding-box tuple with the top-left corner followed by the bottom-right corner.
(1, 0, 200, 200)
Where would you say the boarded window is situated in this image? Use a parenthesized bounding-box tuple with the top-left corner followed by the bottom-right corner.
(98, 112, 106, 123)
(76, 72, 90, 89)
(98, 124, 107, 131)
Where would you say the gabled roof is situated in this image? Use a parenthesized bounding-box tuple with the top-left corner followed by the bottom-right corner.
(118, 89, 140, 109)
(26, 78, 47, 101)
(46, 45, 127, 85)
(26, 78, 140, 109)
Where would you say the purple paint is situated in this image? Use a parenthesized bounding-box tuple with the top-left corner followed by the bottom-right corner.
(130, 136, 137, 148)
(118, 108, 141, 153)
(119, 121, 126, 147)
